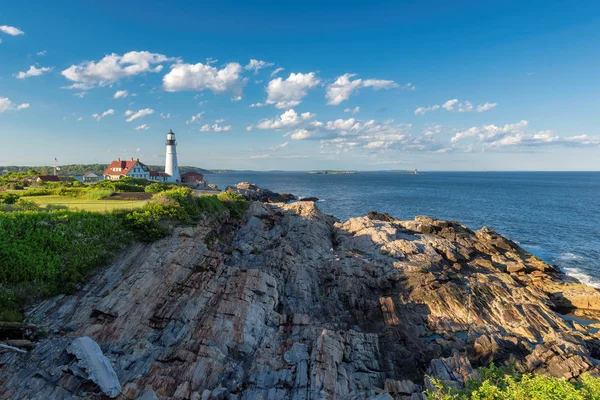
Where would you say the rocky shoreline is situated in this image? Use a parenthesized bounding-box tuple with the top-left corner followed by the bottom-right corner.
(2, 190, 600, 399)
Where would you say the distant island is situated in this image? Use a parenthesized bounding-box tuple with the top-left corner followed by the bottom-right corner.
(306, 170, 357, 175)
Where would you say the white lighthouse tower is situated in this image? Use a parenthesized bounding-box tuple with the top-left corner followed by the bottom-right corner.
(165, 129, 180, 182)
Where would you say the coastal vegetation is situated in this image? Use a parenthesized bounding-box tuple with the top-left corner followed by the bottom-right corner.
(427, 363, 600, 399)
(0, 164, 211, 176)
(0, 187, 247, 322)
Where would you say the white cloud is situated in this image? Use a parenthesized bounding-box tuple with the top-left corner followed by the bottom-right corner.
(124, 108, 153, 122)
(325, 73, 400, 105)
(114, 90, 129, 99)
(266, 72, 320, 109)
(186, 112, 204, 124)
(77, 117, 83, 121)
(254, 109, 314, 130)
(92, 109, 115, 121)
(250, 102, 266, 108)
(160, 112, 170, 119)
(73, 92, 87, 98)
(245, 59, 274, 73)
(416, 99, 497, 115)
(0, 97, 29, 112)
(135, 124, 151, 130)
(344, 106, 360, 114)
(270, 67, 284, 77)
(325, 74, 363, 105)
(288, 129, 315, 140)
(0, 25, 24, 36)
(62, 51, 176, 87)
(200, 123, 232, 132)
(477, 102, 497, 112)
(362, 79, 399, 90)
(62, 83, 94, 90)
(269, 142, 289, 151)
(414, 105, 440, 115)
(446, 120, 599, 150)
(37, 50, 47, 56)
(15, 65, 52, 79)
(442, 99, 459, 111)
(163, 62, 244, 99)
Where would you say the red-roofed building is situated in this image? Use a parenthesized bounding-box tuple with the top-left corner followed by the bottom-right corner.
(181, 171, 204, 184)
(103, 158, 150, 180)
(149, 170, 170, 182)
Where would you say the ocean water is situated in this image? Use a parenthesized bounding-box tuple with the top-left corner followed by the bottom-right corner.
(207, 171, 600, 286)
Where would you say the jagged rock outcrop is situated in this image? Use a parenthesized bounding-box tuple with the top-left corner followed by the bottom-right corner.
(226, 182, 296, 203)
(1, 201, 600, 399)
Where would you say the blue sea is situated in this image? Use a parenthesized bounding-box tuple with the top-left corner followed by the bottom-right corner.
(207, 171, 600, 287)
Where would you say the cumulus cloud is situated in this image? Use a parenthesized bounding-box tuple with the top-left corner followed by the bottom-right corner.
(135, 124, 151, 130)
(283, 115, 427, 154)
(344, 106, 360, 114)
(200, 123, 232, 132)
(265, 72, 320, 109)
(414, 105, 440, 115)
(0, 97, 29, 112)
(113, 90, 129, 98)
(92, 109, 115, 121)
(476, 102, 497, 112)
(160, 113, 170, 119)
(62, 51, 176, 87)
(245, 59, 274, 73)
(0, 25, 24, 36)
(186, 112, 204, 124)
(415, 99, 497, 115)
(253, 109, 314, 130)
(325, 73, 400, 105)
(163, 62, 244, 99)
(37, 50, 47, 56)
(125, 108, 153, 122)
(250, 102, 266, 108)
(447, 120, 600, 151)
(15, 65, 52, 79)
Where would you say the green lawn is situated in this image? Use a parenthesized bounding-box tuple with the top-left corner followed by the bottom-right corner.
(28, 195, 148, 212)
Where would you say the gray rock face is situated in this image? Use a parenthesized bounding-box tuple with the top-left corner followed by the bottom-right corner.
(67, 336, 121, 398)
(226, 181, 296, 202)
(2, 202, 600, 399)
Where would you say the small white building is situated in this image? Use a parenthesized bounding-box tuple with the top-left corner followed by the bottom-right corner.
(103, 158, 150, 181)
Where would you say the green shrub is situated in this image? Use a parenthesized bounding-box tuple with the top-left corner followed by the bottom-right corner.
(0, 193, 20, 204)
(144, 182, 174, 193)
(19, 188, 51, 197)
(0, 211, 132, 320)
(426, 363, 600, 399)
(218, 192, 248, 219)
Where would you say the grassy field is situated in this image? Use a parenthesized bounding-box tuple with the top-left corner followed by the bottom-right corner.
(27, 195, 148, 212)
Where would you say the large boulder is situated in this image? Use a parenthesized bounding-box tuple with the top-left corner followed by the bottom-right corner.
(226, 182, 296, 202)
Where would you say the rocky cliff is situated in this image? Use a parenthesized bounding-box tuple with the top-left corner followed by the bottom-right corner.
(2, 200, 600, 399)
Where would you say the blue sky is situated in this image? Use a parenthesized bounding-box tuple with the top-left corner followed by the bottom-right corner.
(1, 0, 599, 170)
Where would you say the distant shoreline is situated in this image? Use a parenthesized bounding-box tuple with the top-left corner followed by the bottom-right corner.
(306, 171, 357, 175)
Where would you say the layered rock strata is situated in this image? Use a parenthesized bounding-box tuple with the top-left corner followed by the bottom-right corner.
(2, 201, 600, 399)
